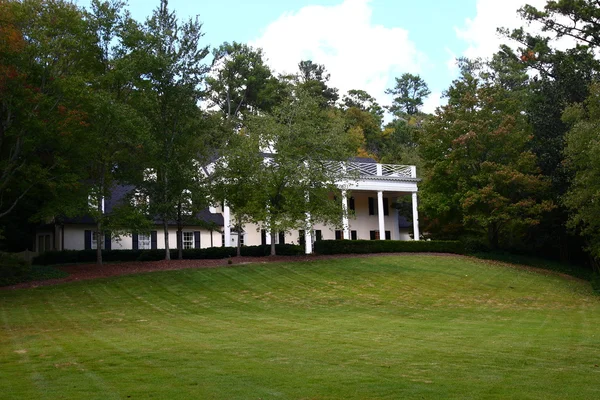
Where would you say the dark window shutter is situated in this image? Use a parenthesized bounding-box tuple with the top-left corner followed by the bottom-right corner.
(278, 231, 285, 244)
(176, 231, 182, 249)
(370, 231, 376, 240)
(84, 230, 92, 250)
(385, 231, 391, 240)
(349, 197, 355, 211)
(299, 230, 305, 246)
(316, 230, 322, 241)
(261, 229, 266, 245)
(368, 197, 374, 215)
(383, 198, 389, 216)
(194, 231, 201, 249)
(335, 230, 341, 240)
(132, 233, 139, 250)
(151, 231, 157, 250)
(104, 233, 111, 250)
(351, 230, 357, 240)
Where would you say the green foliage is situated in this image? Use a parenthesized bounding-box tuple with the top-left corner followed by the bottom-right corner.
(420, 63, 554, 248)
(0, 252, 31, 286)
(385, 73, 431, 117)
(563, 83, 600, 263)
(313, 240, 464, 255)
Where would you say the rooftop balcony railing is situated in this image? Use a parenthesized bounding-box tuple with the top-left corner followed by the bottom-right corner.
(327, 161, 417, 180)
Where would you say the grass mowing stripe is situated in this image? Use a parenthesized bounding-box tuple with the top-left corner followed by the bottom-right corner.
(1, 255, 599, 399)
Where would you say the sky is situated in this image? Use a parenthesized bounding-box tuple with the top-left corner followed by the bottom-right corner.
(78, 0, 551, 114)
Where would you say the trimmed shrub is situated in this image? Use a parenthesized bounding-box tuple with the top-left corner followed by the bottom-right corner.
(0, 252, 32, 286)
(313, 240, 465, 255)
(32, 244, 304, 265)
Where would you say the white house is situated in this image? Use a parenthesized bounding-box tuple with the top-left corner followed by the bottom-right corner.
(34, 158, 419, 254)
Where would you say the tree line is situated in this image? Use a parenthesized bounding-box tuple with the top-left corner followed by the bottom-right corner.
(3, 0, 600, 272)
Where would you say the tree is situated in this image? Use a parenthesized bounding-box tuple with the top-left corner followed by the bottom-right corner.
(213, 89, 354, 256)
(385, 73, 431, 117)
(420, 62, 554, 248)
(205, 42, 283, 121)
(0, 0, 97, 222)
(126, 0, 211, 260)
(297, 60, 339, 107)
(563, 82, 600, 268)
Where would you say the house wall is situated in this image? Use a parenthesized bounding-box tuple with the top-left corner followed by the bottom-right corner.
(234, 191, 413, 246)
(61, 225, 219, 251)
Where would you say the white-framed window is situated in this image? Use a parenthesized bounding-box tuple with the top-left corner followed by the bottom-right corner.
(132, 190, 149, 208)
(88, 194, 105, 213)
(183, 231, 194, 249)
(37, 234, 52, 253)
(181, 189, 193, 216)
(143, 168, 157, 182)
(138, 233, 151, 250)
(91, 231, 104, 249)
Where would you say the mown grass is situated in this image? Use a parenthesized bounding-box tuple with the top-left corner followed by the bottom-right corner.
(1, 255, 599, 399)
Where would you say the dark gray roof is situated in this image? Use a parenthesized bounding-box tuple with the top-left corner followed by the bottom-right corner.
(62, 184, 223, 227)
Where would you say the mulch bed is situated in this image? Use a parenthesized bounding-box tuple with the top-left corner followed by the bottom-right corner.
(2, 253, 457, 290)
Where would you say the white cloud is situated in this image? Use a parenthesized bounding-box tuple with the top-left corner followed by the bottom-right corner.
(455, 0, 582, 61)
(455, 0, 547, 60)
(250, 0, 425, 111)
(422, 91, 445, 115)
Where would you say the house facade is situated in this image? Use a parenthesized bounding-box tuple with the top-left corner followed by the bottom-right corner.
(35, 159, 419, 254)
(221, 158, 420, 254)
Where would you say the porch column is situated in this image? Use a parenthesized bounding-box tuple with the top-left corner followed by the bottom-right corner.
(412, 192, 420, 241)
(342, 190, 350, 239)
(223, 202, 232, 247)
(305, 213, 313, 254)
(377, 190, 385, 240)
(393, 196, 400, 240)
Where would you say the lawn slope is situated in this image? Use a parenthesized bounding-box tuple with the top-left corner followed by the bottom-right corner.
(1, 255, 599, 399)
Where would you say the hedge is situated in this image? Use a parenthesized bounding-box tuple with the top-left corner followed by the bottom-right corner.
(0, 252, 32, 286)
(313, 240, 465, 255)
(32, 244, 304, 266)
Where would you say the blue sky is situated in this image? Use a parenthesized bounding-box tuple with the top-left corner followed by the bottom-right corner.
(78, 0, 549, 113)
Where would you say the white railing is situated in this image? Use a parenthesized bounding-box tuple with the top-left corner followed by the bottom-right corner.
(327, 161, 415, 179)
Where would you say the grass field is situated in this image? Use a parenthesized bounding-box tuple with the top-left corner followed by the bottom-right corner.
(1, 255, 599, 399)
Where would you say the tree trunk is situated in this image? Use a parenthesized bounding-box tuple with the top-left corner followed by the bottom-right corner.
(270, 231, 276, 256)
(210, 230, 213, 247)
(236, 224, 242, 257)
(487, 224, 499, 250)
(163, 219, 170, 260)
(177, 227, 183, 260)
(96, 221, 103, 266)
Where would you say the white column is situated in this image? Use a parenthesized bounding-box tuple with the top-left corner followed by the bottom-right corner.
(393, 196, 400, 240)
(412, 192, 420, 241)
(342, 190, 350, 239)
(377, 190, 385, 240)
(305, 213, 313, 254)
(223, 202, 232, 247)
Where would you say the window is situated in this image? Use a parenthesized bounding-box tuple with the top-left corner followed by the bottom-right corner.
(37, 234, 51, 253)
(144, 168, 157, 182)
(349, 197, 355, 211)
(370, 230, 379, 240)
(183, 232, 194, 249)
(335, 230, 342, 240)
(181, 189, 192, 216)
(278, 231, 285, 244)
(88, 195, 105, 213)
(91, 231, 104, 249)
(315, 230, 322, 241)
(368, 197, 375, 215)
(383, 198, 389, 216)
(299, 230, 306, 246)
(385, 231, 391, 240)
(138, 233, 151, 250)
(351, 230, 357, 240)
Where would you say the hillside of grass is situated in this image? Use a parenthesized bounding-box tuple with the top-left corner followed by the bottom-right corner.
(1, 255, 599, 399)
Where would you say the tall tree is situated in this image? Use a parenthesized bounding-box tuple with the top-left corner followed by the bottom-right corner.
(420, 61, 554, 248)
(126, 0, 211, 260)
(297, 60, 339, 107)
(213, 89, 354, 256)
(385, 73, 431, 117)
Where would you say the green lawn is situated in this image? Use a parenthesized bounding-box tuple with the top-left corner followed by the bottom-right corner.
(1, 255, 599, 399)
